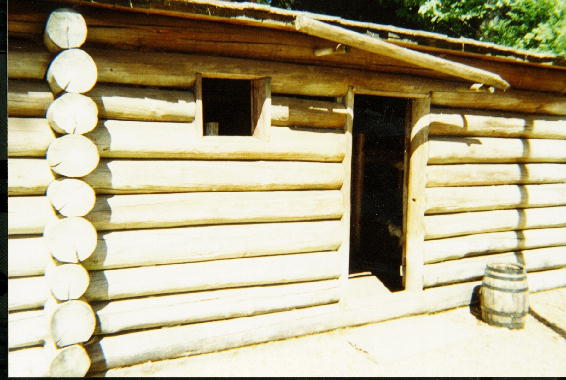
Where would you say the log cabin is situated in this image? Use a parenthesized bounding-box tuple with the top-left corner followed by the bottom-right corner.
(7, 0, 566, 376)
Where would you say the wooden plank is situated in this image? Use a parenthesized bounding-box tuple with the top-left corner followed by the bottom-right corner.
(428, 136, 566, 164)
(425, 183, 566, 214)
(294, 15, 510, 90)
(429, 110, 566, 139)
(424, 227, 566, 264)
(10, 158, 344, 195)
(425, 205, 566, 239)
(403, 97, 431, 291)
(423, 245, 566, 287)
(427, 163, 566, 187)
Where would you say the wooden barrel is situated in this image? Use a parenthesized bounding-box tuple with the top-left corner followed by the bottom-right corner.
(480, 263, 529, 329)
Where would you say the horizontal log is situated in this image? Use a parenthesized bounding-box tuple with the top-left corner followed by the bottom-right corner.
(8, 158, 55, 195)
(86, 278, 482, 372)
(428, 136, 566, 164)
(93, 280, 338, 334)
(431, 90, 566, 116)
(88, 190, 343, 231)
(86, 251, 341, 301)
(8, 80, 196, 121)
(427, 163, 566, 187)
(45, 298, 96, 348)
(271, 96, 347, 128)
(8, 309, 46, 349)
(11, 221, 342, 275)
(425, 205, 566, 239)
(45, 262, 90, 301)
(8, 344, 91, 377)
(46, 179, 96, 217)
(423, 245, 566, 287)
(43, 8, 87, 52)
(8, 235, 49, 277)
(8, 196, 57, 235)
(9, 275, 48, 311)
(428, 110, 566, 139)
(7, 118, 55, 157)
(46, 48, 97, 94)
(8, 118, 346, 162)
(7, 80, 55, 116)
(425, 183, 566, 214)
(43, 217, 98, 263)
(424, 227, 566, 264)
(11, 252, 341, 305)
(7, 39, 477, 97)
(527, 267, 566, 292)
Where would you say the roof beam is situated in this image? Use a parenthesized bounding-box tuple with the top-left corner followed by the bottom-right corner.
(294, 15, 511, 91)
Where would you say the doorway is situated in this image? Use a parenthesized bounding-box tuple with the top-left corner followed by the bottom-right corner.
(349, 95, 409, 291)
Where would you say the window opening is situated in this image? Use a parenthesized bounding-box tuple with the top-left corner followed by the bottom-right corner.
(202, 78, 252, 136)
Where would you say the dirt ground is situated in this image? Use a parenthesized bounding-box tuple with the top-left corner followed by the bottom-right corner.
(101, 287, 566, 377)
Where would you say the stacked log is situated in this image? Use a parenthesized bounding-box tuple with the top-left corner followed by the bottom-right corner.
(423, 108, 566, 288)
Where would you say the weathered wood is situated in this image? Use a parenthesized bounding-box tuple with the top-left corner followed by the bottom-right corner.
(251, 77, 271, 140)
(86, 251, 341, 301)
(43, 8, 87, 52)
(46, 178, 96, 217)
(84, 220, 341, 270)
(425, 183, 566, 214)
(93, 280, 339, 334)
(45, 261, 90, 301)
(46, 93, 99, 134)
(8, 275, 48, 311)
(8, 345, 90, 377)
(8, 196, 57, 235)
(8, 235, 49, 277)
(84, 190, 343, 232)
(8, 41, 496, 97)
(528, 267, 566, 292)
(351, 133, 365, 255)
(46, 134, 100, 178)
(86, 159, 344, 193)
(294, 15, 510, 90)
(8, 309, 46, 349)
(427, 163, 566, 187)
(425, 205, 566, 239)
(8, 80, 197, 121)
(7, 80, 55, 116)
(46, 48, 98, 94)
(271, 96, 347, 128)
(431, 90, 566, 116)
(45, 298, 96, 348)
(43, 216, 98, 263)
(428, 136, 566, 164)
(424, 227, 566, 264)
(403, 97, 430, 291)
(86, 277, 483, 372)
(8, 158, 55, 195)
(7, 118, 55, 157)
(428, 110, 566, 139)
(9, 118, 346, 161)
(423, 245, 566, 287)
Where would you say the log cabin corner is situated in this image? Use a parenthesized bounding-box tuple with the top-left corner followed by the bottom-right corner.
(7, 0, 566, 376)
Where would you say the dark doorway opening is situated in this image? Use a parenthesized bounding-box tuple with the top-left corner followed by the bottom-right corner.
(350, 95, 409, 292)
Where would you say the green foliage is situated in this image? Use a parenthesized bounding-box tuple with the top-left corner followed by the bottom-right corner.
(412, 0, 566, 55)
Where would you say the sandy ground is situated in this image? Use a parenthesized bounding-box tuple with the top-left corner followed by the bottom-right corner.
(102, 287, 566, 377)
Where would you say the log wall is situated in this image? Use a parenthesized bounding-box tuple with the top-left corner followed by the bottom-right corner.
(7, 12, 349, 372)
(423, 108, 566, 288)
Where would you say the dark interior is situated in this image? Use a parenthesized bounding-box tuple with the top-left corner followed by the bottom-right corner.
(202, 78, 252, 136)
(350, 95, 409, 292)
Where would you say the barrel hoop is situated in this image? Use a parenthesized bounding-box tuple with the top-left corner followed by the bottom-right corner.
(482, 318, 524, 329)
(482, 283, 529, 293)
(485, 273, 527, 282)
(486, 264, 524, 275)
(482, 306, 528, 318)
